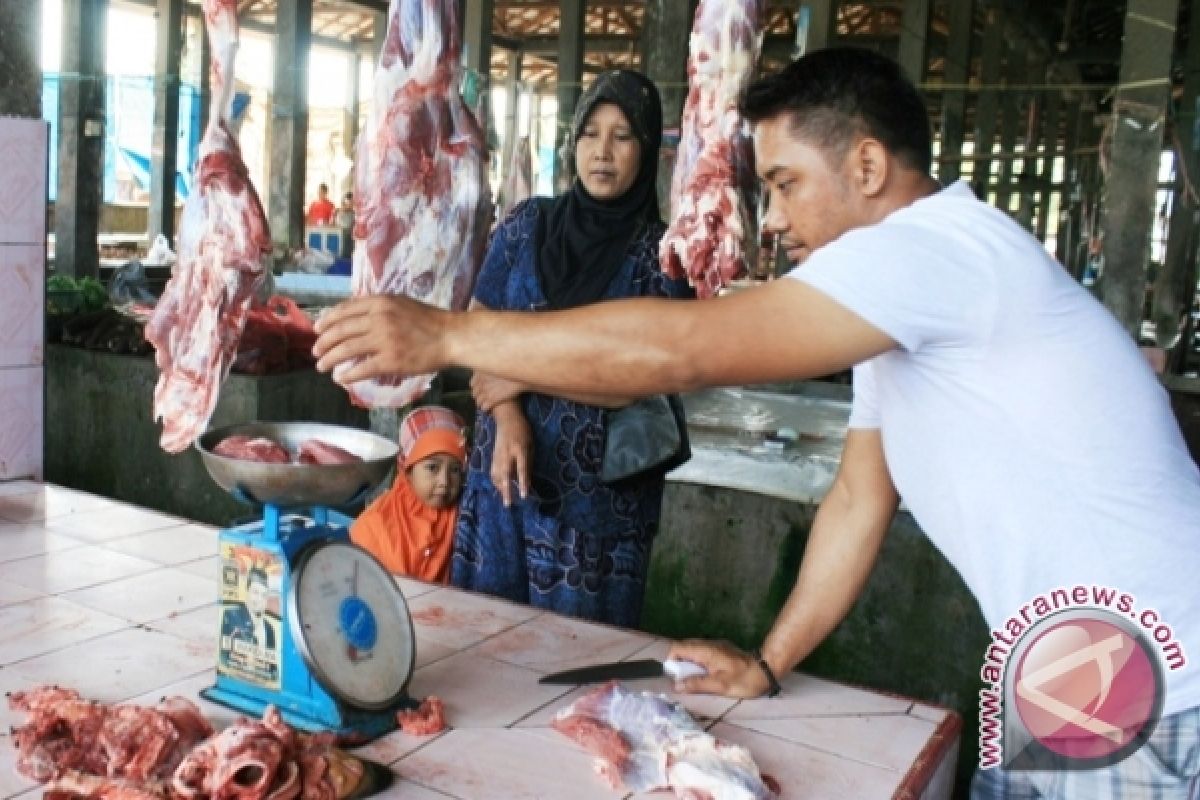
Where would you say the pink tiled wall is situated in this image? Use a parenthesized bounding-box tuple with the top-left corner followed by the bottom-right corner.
(0, 118, 48, 481)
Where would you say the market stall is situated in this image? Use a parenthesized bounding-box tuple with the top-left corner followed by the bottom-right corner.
(0, 481, 960, 800)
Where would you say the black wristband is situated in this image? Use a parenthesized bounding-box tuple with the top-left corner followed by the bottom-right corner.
(752, 649, 782, 698)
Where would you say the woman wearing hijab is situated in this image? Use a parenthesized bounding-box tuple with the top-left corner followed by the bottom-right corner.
(452, 70, 693, 627)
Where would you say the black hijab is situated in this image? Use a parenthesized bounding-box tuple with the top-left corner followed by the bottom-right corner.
(536, 70, 663, 310)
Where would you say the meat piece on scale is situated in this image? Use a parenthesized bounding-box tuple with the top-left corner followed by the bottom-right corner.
(144, 0, 272, 453)
(659, 0, 764, 298)
(212, 435, 291, 464)
(339, 0, 492, 408)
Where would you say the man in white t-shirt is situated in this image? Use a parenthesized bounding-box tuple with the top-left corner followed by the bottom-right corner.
(314, 48, 1199, 796)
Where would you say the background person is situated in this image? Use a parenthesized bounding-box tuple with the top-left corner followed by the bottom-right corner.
(306, 183, 335, 226)
(454, 69, 694, 627)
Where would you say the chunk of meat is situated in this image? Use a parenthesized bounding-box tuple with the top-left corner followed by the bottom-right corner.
(552, 682, 775, 799)
(7, 687, 214, 785)
(659, 0, 764, 298)
(395, 696, 447, 736)
(171, 707, 341, 800)
(341, 0, 492, 408)
(145, 0, 272, 453)
(212, 435, 291, 464)
(296, 440, 362, 466)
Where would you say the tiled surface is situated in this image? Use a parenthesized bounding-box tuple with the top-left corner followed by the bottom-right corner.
(0, 118, 48, 244)
(0, 367, 42, 481)
(0, 483, 959, 800)
(0, 245, 44, 369)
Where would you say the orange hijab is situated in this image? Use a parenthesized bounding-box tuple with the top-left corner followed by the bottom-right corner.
(351, 406, 466, 583)
(351, 473, 458, 583)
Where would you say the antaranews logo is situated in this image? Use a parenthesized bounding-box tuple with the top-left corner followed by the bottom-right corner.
(978, 586, 1185, 771)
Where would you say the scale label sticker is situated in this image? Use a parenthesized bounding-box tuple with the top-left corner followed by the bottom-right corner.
(217, 544, 283, 690)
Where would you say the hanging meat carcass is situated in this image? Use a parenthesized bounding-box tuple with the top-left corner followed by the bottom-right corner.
(340, 0, 492, 407)
(144, 0, 272, 453)
(659, 0, 764, 298)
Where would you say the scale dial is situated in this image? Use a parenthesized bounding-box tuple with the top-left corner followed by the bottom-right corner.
(288, 540, 416, 710)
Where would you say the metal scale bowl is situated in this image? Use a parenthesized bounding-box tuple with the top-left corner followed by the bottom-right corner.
(196, 422, 418, 742)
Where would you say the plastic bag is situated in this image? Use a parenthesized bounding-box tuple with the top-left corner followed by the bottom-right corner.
(145, 234, 177, 266)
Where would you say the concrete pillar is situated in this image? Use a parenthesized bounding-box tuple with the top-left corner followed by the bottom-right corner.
(1097, 0, 1180, 336)
(995, 41, 1026, 215)
(1033, 78, 1061, 240)
(500, 48, 523, 188)
(1055, 97, 1082, 267)
(554, 0, 586, 186)
(897, 0, 931, 84)
(937, 0, 973, 184)
(795, 0, 837, 55)
(642, 0, 694, 131)
(463, 0, 494, 124)
(1015, 53, 1045, 230)
(149, 0, 184, 246)
(344, 50, 360, 159)
(198, 13, 211, 129)
(971, 2, 1004, 198)
(269, 0, 312, 252)
(0, 0, 42, 118)
(372, 10, 387, 64)
(56, 0, 108, 280)
(1155, 1, 1200, 367)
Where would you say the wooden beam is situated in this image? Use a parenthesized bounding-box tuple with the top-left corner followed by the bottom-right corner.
(554, 0, 586, 188)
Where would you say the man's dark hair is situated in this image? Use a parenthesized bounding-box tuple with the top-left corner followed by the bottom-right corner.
(739, 47, 932, 174)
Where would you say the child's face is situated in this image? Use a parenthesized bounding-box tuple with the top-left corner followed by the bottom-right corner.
(407, 453, 464, 509)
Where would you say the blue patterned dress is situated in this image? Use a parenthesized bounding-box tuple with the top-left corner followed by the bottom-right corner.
(451, 199, 693, 627)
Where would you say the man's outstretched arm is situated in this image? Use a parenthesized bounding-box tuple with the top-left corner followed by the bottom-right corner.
(669, 427, 900, 697)
(313, 278, 896, 396)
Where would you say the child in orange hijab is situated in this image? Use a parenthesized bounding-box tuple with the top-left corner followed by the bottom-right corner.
(351, 406, 467, 583)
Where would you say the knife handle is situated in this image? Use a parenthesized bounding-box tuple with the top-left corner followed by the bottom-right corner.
(662, 658, 707, 681)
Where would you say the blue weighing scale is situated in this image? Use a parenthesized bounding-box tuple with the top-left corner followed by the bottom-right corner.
(195, 422, 417, 743)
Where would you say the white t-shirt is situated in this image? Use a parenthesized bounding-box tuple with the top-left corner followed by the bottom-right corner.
(789, 180, 1200, 715)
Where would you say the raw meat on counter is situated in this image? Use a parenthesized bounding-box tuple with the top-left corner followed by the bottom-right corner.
(7, 687, 214, 784)
(9, 691, 366, 800)
(659, 0, 764, 298)
(552, 682, 775, 800)
(172, 706, 345, 800)
(342, 0, 492, 408)
(395, 696, 447, 736)
(145, 0, 272, 453)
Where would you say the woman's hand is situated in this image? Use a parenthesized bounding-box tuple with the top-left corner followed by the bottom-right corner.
(665, 639, 772, 698)
(472, 372, 526, 413)
(490, 402, 532, 506)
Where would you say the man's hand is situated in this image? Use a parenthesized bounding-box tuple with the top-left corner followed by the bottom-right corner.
(472, 373, 526, 413)
(490, 403, 532, 507)
(666, 639, 772, 698)
(313, 295, 449, 384)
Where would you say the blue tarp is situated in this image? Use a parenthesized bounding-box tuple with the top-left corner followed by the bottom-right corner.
(42, 73, 202, 203)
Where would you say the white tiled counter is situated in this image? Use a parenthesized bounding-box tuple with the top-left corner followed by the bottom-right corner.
(0, 482, 960, 800)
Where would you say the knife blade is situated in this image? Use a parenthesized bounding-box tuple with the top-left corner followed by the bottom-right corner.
(538, 658, 706, 685)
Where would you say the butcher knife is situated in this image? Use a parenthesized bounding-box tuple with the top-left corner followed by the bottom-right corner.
(538, 657, 707, 685)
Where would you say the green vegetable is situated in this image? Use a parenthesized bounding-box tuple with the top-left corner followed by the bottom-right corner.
(77, 277, 108, 312)
(47, 275, 76, 292)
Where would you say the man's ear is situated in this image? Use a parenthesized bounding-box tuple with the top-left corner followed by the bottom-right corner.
(850, 137, 889, 197)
